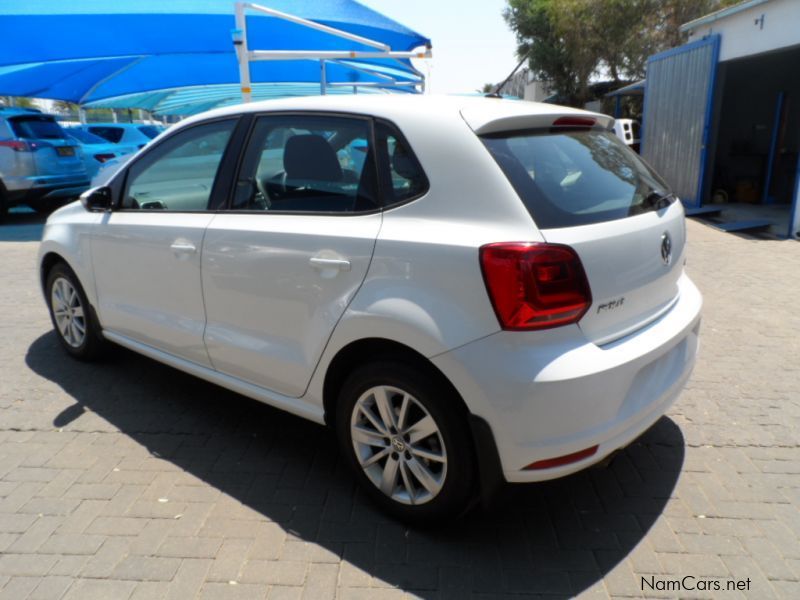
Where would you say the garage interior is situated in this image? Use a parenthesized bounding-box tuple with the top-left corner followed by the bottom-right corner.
(706, 44, 800, 237)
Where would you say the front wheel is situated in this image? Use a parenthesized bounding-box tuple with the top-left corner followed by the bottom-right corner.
(336, 361, 476, 525)
(45, 262, 105, 361)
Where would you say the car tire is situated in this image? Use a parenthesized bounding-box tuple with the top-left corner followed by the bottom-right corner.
(45, 262, 106, 361)
(336, 360, 476, 525)
(0, 184, 8, 224)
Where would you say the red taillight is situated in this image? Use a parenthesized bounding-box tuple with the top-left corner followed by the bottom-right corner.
(479, 242, 592, 331)
(0, 140, 38, 152)
(552, 116, 596, 128)
(94, 153, 115, 163)
(524, 445, 599, 470)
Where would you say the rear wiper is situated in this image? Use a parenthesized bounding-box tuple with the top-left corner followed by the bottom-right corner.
(643, 191, 674, 210)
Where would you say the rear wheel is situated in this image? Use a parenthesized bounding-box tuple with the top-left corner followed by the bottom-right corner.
(336, 361, 476, 525)
(45, 262, 105, 361)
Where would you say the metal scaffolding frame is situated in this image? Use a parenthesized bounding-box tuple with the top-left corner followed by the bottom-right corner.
(232, 2, 430, 102)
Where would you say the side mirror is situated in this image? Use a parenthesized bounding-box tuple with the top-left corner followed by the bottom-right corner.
(80, 186, 113, 212)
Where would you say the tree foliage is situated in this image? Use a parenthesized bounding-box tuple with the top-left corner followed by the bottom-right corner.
(504, 0, 741, 106)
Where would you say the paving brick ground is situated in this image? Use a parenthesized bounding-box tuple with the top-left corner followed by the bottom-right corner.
(0, 211, 798, 599)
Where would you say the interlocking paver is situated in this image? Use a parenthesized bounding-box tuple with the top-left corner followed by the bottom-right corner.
(0, 215, 798, 599)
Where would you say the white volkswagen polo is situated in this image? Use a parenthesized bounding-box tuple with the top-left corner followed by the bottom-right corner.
(38, 95, 701, 523)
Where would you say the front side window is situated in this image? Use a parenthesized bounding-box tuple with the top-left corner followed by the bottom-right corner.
(482, 130, 672, 229)
(231, 115, 378, 213)
(122, 119, 236, 211)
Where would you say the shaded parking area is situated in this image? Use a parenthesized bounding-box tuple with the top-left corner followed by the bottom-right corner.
(0, 219, 798, 599)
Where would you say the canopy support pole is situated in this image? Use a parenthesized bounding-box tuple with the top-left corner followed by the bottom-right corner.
(235, 1, 430, 96)
(234, 2, 253, 102)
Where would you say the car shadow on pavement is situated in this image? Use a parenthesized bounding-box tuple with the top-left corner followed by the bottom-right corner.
(27, 331, 684, 598)
(0, 209, 46, 242)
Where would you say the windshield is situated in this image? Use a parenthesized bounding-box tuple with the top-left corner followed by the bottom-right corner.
(66, 129, 108, 144)
(9, 116, 67, 140)
(482, 130, 671, 229)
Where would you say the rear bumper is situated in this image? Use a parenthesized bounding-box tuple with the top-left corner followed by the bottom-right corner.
(432, 273, 702, 483)
(5, 176, 90, 205)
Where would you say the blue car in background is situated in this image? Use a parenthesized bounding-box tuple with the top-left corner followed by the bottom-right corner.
(64, 128, 135, 178)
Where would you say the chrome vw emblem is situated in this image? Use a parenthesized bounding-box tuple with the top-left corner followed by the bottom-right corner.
(391, 437, 406, 452)
(660, 232, 672, 266)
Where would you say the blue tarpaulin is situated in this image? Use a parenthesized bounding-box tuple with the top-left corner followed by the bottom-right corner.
(0, 1, 430, 110)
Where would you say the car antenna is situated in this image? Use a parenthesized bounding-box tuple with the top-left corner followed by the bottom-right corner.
(487, 56, 527, 99)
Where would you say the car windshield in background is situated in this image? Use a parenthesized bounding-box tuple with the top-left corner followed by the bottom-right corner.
(88, 127, 123, 143)
(9, 116, 66, 140)
(66, 129, 108, 144)
(138, 126, 161, 139)
(482, 130, 672, 229)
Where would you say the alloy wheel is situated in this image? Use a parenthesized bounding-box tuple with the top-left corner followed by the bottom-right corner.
(350, 385, 447, 505)
(51, 277, 86, 348)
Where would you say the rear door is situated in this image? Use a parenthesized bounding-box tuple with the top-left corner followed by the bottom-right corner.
(480, 125, 686, 345)
(201, 113, 382, 397)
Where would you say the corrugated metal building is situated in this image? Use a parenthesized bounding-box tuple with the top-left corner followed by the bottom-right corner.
(641, 0, 800, 238)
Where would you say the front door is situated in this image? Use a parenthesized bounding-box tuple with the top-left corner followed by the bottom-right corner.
(201, 113, 382, 397)
(92, 118, 238, 366)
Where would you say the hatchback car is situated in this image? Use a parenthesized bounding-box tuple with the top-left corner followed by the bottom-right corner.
(38, 96, 701, 523)
(0, 108, 90, 220)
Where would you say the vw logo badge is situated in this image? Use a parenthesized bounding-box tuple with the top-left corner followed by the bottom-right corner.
(661, 232, 672, 266)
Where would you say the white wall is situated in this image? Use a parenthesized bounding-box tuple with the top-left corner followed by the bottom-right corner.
(687, 0, 800, 62)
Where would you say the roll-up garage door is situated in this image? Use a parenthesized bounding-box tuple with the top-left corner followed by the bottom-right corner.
(642, 35, 720, 208)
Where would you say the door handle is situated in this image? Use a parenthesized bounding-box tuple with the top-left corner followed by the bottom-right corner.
(309, 257, 351, 272)
(170, 241, 197, 254)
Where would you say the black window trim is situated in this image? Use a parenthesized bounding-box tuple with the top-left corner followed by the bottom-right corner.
(113, 115, 246, 214)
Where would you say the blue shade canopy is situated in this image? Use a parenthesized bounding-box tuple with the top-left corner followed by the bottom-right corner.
(0, 0, 430, 106)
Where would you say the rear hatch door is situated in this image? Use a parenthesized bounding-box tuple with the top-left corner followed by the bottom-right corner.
(469, 105, 685, 345)
(9, 115, 86, 177)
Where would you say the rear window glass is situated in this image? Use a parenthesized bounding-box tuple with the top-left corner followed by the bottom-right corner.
(482, 130, 672, 229)
(66, 129, 107, 144)
(88, 126, 124, 143)
(9, 116, 66, 140)
(138, 126, 161, 139)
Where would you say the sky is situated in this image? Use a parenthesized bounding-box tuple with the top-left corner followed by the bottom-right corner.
(359, 0, 520, 94)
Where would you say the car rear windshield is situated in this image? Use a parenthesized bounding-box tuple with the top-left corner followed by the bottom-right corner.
(481, 129, 672, 229)
(88, 126, 123, 143)
(138, 126, 161, 139)
(66, 129, 107, 144)
(9, 116, 67, 140)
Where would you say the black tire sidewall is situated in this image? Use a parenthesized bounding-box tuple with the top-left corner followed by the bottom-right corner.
(45, 263, 102, 360)
(336, 360, 476, 525)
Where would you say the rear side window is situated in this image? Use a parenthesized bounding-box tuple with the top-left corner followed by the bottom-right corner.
(9, 116, 66, 140)
(375, 121, 428, 206)
(88, 126, 124, 143)
(482, 130, 671, 229)
(138, 126, 161, 139)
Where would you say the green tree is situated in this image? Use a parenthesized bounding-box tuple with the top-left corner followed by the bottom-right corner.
(504, 0, 742, 107)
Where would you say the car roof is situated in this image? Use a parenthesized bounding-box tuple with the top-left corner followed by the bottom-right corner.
(174, 94, 613, 135)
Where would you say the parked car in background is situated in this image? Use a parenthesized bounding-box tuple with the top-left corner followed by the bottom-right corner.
(64, 128, 136, 179)
(613, 118, 641, 153)
(0, 107, 90, 221)
(38, 95, 701, 523)
(77, 123, 163, 150)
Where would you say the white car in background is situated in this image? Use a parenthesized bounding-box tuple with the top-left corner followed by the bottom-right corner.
(38, 96, 701, 523)
(76, 122, 163, 150)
